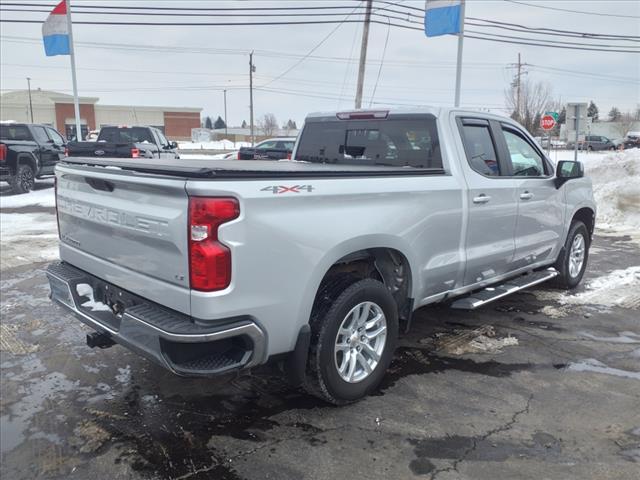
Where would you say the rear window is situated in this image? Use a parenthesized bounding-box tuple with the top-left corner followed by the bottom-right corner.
(0, 125, 32, 141)
(295, 116, 442, 169)
(98, 127, 154, 144)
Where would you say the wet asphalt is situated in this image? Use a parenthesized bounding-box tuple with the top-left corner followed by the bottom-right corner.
(1, 230, 639, 480)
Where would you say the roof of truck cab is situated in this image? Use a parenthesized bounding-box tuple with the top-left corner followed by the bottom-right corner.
(304, 107, 514, 124)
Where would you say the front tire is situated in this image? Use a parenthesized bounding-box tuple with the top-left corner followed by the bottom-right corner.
(553, 221, 590, 289)
(304, 278, 398, 405)
(9, 163, 35, 194)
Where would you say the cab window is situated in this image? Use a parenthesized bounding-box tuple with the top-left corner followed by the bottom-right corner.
(46, 128, 66, 145)
(502, 128, 547, 177)
(257, 141, 277, 149)
(32, 126, 50, 144)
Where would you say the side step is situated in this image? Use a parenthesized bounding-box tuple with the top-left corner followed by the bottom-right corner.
(450, 268, 559, 310)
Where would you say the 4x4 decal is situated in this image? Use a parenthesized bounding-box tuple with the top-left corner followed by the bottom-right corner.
(261, 185, 314, 194)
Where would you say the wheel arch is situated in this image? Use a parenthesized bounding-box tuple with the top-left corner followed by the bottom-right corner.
(300, 237, 417, 329)
(571, 206, 595, 239)
(16, 153, 38, 171)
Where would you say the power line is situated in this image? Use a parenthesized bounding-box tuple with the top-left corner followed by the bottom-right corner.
(259, 3, 364, 88)
(369, 17, 392, 107)
(504, 0, 640, 20)
(1, 18, 637, 54)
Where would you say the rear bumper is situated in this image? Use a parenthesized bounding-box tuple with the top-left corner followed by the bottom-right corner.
(46, 261, 267, 376)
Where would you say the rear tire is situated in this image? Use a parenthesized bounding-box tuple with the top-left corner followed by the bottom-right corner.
(9, 163, 35, 194)
(304, 278, 398, 405)
(552, 221, 590, 289)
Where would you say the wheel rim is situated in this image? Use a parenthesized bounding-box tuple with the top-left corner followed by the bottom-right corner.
(568, 233, 586, 278)
(20, 167, 34, 191)
(334, 301, 387, 383)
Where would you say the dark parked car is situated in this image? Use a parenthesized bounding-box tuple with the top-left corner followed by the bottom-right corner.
(67, 126, 179, 160)
(567, 135, 617, 151)
(237, 137, 296, 160)
(0, 123, 66, 194)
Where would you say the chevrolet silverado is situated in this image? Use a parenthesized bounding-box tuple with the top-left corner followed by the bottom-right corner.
(46, 108, 595, 404)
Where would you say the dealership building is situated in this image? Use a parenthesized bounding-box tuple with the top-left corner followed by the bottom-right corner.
(0, 89, 202, 140)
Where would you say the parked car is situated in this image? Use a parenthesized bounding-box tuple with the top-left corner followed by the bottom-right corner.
(67, 126, 179, 159)
(46, 108, 595, 404)
(237, 137, 296, 160)
(0, 122, 66, 194)
(622, 131, 640, 149)
(567, 135, 617, 151)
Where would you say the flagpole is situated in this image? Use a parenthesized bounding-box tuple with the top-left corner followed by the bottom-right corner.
(454, 0, 465, 108)
(65, 0, 82, 140)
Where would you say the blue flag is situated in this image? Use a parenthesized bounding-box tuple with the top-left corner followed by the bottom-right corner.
(425, 0, 463, 37)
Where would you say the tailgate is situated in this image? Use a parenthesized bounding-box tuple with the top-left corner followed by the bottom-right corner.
(55, 163, 191, 313)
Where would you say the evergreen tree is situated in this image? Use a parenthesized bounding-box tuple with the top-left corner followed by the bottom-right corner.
(214, 116, 226, 129)
(587, 100, 599, 121)
(558, 107, 566, 124)
(608, 107, 622, 122)
(204, 116, 213, 129)
(292, 120, 297, 130)
(241, 120, 247, 128)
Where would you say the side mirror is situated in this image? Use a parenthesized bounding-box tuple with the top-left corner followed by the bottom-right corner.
(169, 141, 178, 149)
(555, 160, 583, 188)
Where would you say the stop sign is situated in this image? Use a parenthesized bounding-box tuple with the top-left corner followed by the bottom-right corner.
(540, 115, 556, 131)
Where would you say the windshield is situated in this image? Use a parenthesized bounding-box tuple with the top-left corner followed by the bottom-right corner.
(0, 125, 32, 141)
(295, 116, 442, 169)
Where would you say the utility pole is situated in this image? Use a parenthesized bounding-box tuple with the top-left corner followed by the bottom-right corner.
(26, 77, 34, 123)
(223, 89, 228, 136)
(249, 51, 255, 146)
(516, 53, 521, 121)
(509, 53, 527, 122)
(354, 0, 373, 109)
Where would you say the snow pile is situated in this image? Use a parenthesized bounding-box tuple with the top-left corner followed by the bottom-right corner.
(0, 183, 55, 209)
(583, 149, 640, 230)
(563, 266, 640, 309)
(178, 140, 250, 150)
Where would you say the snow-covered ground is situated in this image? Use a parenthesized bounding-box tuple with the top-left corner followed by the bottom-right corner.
(0, 181, 55, 209)
(177, 139, 249, 150)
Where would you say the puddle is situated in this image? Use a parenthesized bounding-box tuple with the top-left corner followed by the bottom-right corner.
(380, 347, 533, 391)
(408, 431, 562, 472)
(566, 359, 640, 380)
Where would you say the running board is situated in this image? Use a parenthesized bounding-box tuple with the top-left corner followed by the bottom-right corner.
(450, 268, 559, 310)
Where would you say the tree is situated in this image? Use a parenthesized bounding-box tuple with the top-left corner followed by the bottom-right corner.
(286, 119, 297, 130)
(614, 112, 637, 139)
(257, 113, 278, 137)
(608, 107, 622, 122)
(241, 120, 247, 128)
(558, 106, 566, 125)
(204, 116, 213, 129)
(214, 115, 226, 129)
(587, 100, 599, 121)
(504, 79, 552, 134)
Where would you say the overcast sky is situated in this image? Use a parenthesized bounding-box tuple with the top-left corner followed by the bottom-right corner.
(1, 0, 638, 127)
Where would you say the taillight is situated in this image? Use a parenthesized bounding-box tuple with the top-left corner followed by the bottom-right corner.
(188, 197, 240, 291)
(131, 148, 140, 158)
(237, 151, 241, 160)
(336, 110, 389, 120)
(286, 152, 292, 160)
(0, 144, 6, 162)
(64, 147, 69, 157)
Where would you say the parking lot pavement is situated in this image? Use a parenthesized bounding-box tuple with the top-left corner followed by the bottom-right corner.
(1, 231, 638, 480)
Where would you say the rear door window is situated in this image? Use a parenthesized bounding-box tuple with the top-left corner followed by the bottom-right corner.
(257, 141, 277, 150)
(459, 121, 499, 176)
(46, 128, 66, 145)
(295, 116, 442, 169)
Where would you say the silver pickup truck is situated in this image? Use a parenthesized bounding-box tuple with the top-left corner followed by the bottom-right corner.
(46, 108, 595, 404)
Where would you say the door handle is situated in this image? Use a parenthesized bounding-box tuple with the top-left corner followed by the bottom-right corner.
(520, 191, 534, 200)
(472, 194, 491, 204)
